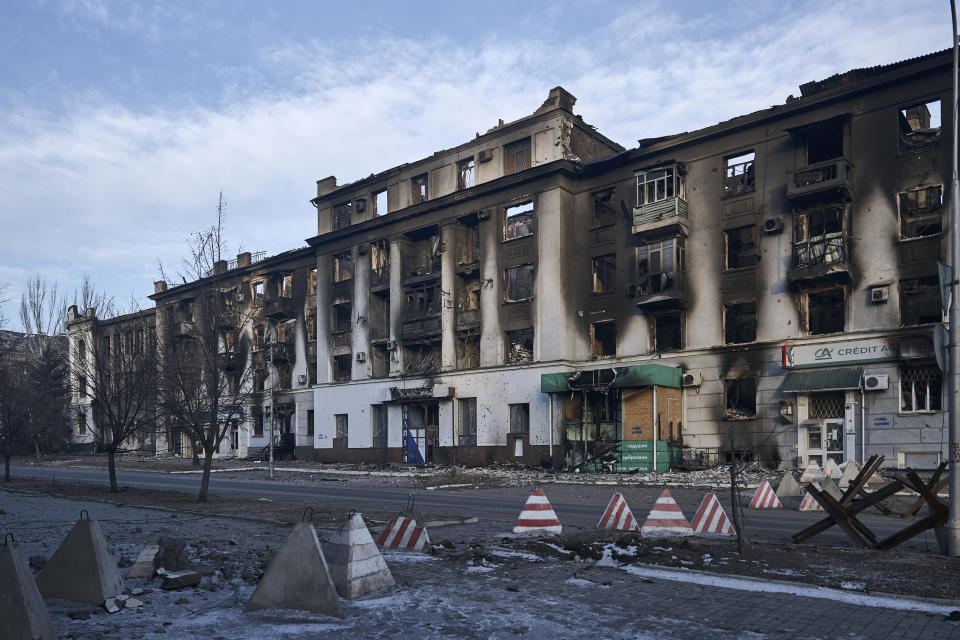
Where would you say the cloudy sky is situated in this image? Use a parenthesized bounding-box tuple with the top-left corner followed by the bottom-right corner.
(0, 0, 948, 328)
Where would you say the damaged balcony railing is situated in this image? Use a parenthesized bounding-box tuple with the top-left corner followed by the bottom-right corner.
(793, 234, 846, 267)
(786, 158, 854, 202)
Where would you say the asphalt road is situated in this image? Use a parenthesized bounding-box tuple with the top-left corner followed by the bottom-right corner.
(7, 464, 942, 551)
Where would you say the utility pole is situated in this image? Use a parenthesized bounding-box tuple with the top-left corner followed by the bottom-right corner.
(948, 0, 960, 558)
(268, 319, 275, 480)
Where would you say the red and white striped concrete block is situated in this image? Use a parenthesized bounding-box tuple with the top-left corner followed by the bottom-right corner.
(799, 484, 824, 511)
(690, 493, 735, 536)
(750, 480, 782, 509)
(640, 489, 693, 536)
(596, 493, 639, 531)
(512, 489, 562, 534)
(376, 516, 431, 551)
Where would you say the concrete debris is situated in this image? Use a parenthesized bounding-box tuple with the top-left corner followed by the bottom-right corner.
(0, 539, 58, 640)
(115, 594, 129, 604)
(36, 516, 125, 605)
(104, 598, 121, 614)
(155, 537, 189, 572)
(124, 598, 144, 609)
(161, 570, 203, 591)
(127, 544, 160, 579)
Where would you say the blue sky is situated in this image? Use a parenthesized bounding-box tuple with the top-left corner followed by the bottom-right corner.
(0, 0, 949, 329)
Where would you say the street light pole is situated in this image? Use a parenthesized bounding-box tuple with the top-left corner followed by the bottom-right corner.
(948, 0, 960, 558)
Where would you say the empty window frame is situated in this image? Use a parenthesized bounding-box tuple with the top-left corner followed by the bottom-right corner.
(636, 165, 685, 206)
(900, 366, 942, 412)
(724, 151, 755, 197)
(510, 403, 530, 434)
(653, 313, 682, 352)
(308, 268, 318, 295)
(332, 302, 352, 333)
(455, 334, 480, 369)
(457, 158, 476, 190)
(458, 397, 477, 446)
(371, 239, 390, 275)
(252, 409, 264, 437)
(724, 301, 757, 344)
(590, 321, 617, 358)
(373, 189, 388, 216)
(504, 201, 534, 240)
(724, 377, 757, 419)
(333, 252, 353, 282)
(335, 413, 349, 439)
(455, 223, 479, 266)
(592, 188, 617, 228)
(372, 405, 387, 447)
(899, 100, 942, 151)
(279, 273, 293, 298)
(900, 275, 941, 325)
(899, 185, 943, 239)
(504, 138, 531, 175)
(306, 312, 317, 342)
(793, 205, 846, 268)
(724, 226, 758, 270)
(637, 238, 685, 295)
(252, 281, 264, 305)
(805, 120, 844, 164)
(807, 288, 845, 335)
(334, 201, 353, 230)
(411, 173, 428, 204)
(77, 411, 87, 434)
(404, 283, 441, 318)
(592, 254, 617, 293)
(333, 355, 352, 382)
(504, 264, 535, 302)
(505, 328, 534, 364)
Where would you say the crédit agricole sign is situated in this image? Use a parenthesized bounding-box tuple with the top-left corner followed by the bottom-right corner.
(782, 338, 898, 369)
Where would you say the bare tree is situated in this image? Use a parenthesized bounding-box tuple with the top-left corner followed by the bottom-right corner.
(0, 296, 30, 481)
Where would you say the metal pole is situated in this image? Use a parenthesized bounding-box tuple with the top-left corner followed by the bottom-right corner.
(268, 320, 275, 480)
(948, 0, 960, 558)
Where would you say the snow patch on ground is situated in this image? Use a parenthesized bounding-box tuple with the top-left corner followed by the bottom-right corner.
(381, 551, 439, 563)
(488, 549, 541, 561)
(566, 577, 609, 588)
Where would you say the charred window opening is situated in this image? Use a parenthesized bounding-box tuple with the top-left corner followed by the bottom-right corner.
(899, 185, 943, 239)
(332, 302, 352, 333)
(724, 226, 758, 269)
(278, 273, 293, 298)
(504, 264, 535, 302)
(504, 201, 534, 241)
(406, 234, 441, 277)
(368, 293, 390, 342)
(456, 279, 481, 312)
(458, 397, 477, 446)
(724, 151, 755, 197)
(308, 268, 318, 295)
(371, 239, 390, 286)
(592, 188, 617, 228)
(306, 409, 314, 437)
(370, 345, 389, 378)
(805, 120, 844, 164)
(253, 325, 266, 351)
(405, 283, 441, 319)
(637, 238, 685, 295)
(456, 223, 479, 267)
(457, 158, 476, 190)
(455, 334, 480, 369)
(333, 355, 352, 382)
(504, 138, 531, 175)
(510, 403, 530, 434)
(253, 369, 266, 393)
(793, 205, 846, 268)
(899, 100, 942, 151)
(807, 287, 845, 335)
(900, 366, 942, 412)
(900, 275, 941, 326)
(276, 322, 294, 344)
(404, 344, 441, 375)
(590, 321, 617, 359)
(653, 313, 682, 352)
(334, 201, 353, 230)
(592, 254, 616, 293)
(335, 414, 349, 439)
(411, 173, 428, 204)
(334, 253, 353, 282)
(252, 281, 264, 306)
(373, 189, 388, 216)
(372, 405, 387, 447)
(724, 377, 757, 419)
(306, 312, 317, 342)
(505, 328, 534, 364)
(724, 301, 757, 344)
(252, 408, 264, 437)
(275, 364, 292, 389)
(636, 166, 685, 206)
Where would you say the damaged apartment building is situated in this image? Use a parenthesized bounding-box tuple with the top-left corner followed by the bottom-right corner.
(69, 49, 956, 471)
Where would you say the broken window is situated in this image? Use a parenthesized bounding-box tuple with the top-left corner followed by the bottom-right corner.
(900, 366, 942, 412)
(899, 100, 942, 151)
(279, 273, 293, 298)
(510, 403, 530, 434)
(404, 344, 441, 375)
(371, 239, 390, 278)
(592, 254, 617, 293)
(77, 412, 87, 434)
(637, 238, 685, 295)
(653, 313, 682, 352)
(807, 288, 845, 335)
(793, 205, 846, 267)
(456, 224, 479, 266)
(334, 201, 353, 230)
(332, 302, 352, 333)
(404, 283, 441, 318)
(457, 158, 476, 190)
(899, 185, 943, 239)
(724, 301, 757, 344)
(335, 413, 349, 439)
(252, 408, 264, 437)
(505, 328, 534, 364)
(253, 325, 266, 351)
(592, 188, 617, 228)
(373, 189, 388, 216)
(411, 174, 428, 204)
(333, 355, 352, 382)
(504, 264, 535, 302)
(724, 377, 757, 419)
(724, 226, 758, 270)
(504, 138, 531, 175)
(253, 369, 265, 392)
(724, 151, 755, 197)
(636, 165, 685, 206)
(900, 276, 941, 325)
(372, 405, 387, 447)
(308, 268, 318, 296)
(805, 119, 844, 164)
(456, 278, 481, 312)
(333, 252, 353, 282)
(458, 398, 477, 446)
(406, 233, 441, 276)
(504, 201, 534, 241)
(590, 321, 617, 358)
(252, 281, 264, 305)
(455, 334, 480, 369)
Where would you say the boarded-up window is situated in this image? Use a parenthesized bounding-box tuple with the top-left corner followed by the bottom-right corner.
(504, 201, 534, 240)
(622, 388, 653, 440)
(504, 138, 531, 175)
(504, 264, 535, 302)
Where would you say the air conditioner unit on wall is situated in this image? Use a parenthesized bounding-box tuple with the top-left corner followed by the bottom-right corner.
(298, 374, 307, 385)
(478, 149, 493, 163)
(682, 371, 702, 387)
(870, 286, 889, 303)
(863, 374, 889, 391)
(386, 340, 398, 350)
(762, 217, 783, 234)
(356, 351, 367, 362)
(477, 208, 491, 220)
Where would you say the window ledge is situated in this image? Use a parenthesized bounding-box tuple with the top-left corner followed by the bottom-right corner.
(895, 234, 942, 245)
(897, 411, 942, 416)
(721, 189, 756, 201)
(722, 265, 757, 274)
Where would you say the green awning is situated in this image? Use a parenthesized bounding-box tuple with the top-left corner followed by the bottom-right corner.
(782, 366, 864, 392)
(541, 364, 682, 393)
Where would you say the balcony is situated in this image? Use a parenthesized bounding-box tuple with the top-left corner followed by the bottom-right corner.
(331, 279, 352, 302)
(404, 256, 442, 284)
(401, 315, 441, 342)
(788, 235, 851, 284)
(455, 308, 481, 332)
(635, 272, 689, 310)
(786, 158, 854, 204)
(369, 325, 391, 343)
(172, 321, 194, 338)
(263, 296, 295, 321)
(329, 331, 352, 356)
(371, 267, 390, 292)
(632, 197, 689, 239)
(270, 342, 294, 364)
(219, 351, 245, 372)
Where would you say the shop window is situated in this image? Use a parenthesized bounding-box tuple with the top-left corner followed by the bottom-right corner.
(411, 173, 428, 204)
(807, 288, 844, 335)
(510, 403, 530, 434)
(724, 226, 758, 269)
(900, 366, 942, 412)
(793, 205, 846, 268)
(457, 158, 476, 190)
(899, 100, 942, 151)
(900, 276, 941, 326)
(724, 151, 755, 197)
(333, 355, 352, 382)
(592, 188, 617, 228)
(590, 321, 616, 359)
(592, 254, 616, 293)
(504, 138, 531, 175)
(373, 189, 388, 216)
(653, 313, 682, 352)
(458, 398, 477, 446)
(334, 252, 353, 282)
(505, 328, 534, 364)
(504, 201, 534, 240)
(335, 413, 349, 439)
(724, 301, 757, 344)
(307, 409, 315, 437)
(334, 201, 353, 230)
(805, 120, 844, 164)
(724, 377, 757, 420)
(372, 405, 387, 447)
(899, 185, 943, 239)
(504, 264, 535, 302)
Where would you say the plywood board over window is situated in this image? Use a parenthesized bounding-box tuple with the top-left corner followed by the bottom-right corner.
(622, 388, 653, 440)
